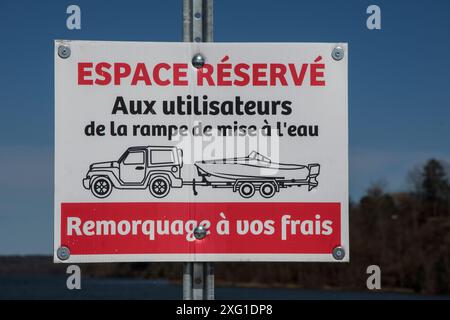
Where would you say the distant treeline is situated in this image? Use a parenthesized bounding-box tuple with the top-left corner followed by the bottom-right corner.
(1, 159, 449, 294)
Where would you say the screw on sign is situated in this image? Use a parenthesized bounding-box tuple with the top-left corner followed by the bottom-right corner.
(194, 225, 208, 240)
(192, 54, 205, 68)
(332, 46, 345, 61)
(58, 45, 71, 59)
(332, 246, 346, 260)
(57, 246, 70, 261)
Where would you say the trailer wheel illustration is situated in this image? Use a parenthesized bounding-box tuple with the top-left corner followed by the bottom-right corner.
(259, 182, 277, 198)
(91, 176, 113, 198)
(149, 176, 171, 198)
(238, 182, 256, 198)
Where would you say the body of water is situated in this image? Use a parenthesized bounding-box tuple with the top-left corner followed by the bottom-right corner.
(0, 275, 449, 300)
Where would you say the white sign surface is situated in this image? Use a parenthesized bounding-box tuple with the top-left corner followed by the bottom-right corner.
(54, 40, 348, 263)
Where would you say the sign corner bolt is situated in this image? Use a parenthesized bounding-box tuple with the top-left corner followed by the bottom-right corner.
(58, 45, 71, 59)
(57, 246, 71, 261)
(332, 246, 346, 260)
(332, 46, 345, 61)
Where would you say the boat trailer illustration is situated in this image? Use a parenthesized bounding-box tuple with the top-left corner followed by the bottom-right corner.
(82, 146, 320, 199)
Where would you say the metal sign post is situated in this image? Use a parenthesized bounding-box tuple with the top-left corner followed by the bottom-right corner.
(182, 0, 214, 300)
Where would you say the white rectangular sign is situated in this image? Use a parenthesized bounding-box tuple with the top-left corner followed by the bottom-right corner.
(54, 40, 348, 263)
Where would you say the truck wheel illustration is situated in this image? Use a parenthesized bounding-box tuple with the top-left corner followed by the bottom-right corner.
(259, 182, 277, 198)
(149, 176, 171, 198)
(238, 182, 255, 198)
(91, 176, 113, 198)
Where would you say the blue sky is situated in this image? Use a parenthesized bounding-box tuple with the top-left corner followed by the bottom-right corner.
(0, 0, 449, 254)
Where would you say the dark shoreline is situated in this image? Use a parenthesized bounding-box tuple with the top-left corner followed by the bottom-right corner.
(1, 273, 448, 300)
(0, 255, 442, 298)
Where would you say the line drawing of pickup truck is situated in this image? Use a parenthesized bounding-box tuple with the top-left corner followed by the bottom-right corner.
(83, 146, 183, 198)
(83, 146, 321, 199)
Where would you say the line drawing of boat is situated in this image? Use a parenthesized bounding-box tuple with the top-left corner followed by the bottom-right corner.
(193, 151, 320, 198)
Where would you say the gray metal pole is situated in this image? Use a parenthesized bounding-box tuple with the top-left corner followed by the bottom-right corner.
(183, 0, 213, 42)
(182, 262, 193, 300)
(182, 0, 214, 301)
(206, 262, 214, 300)
(182, 0, 192, 42)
